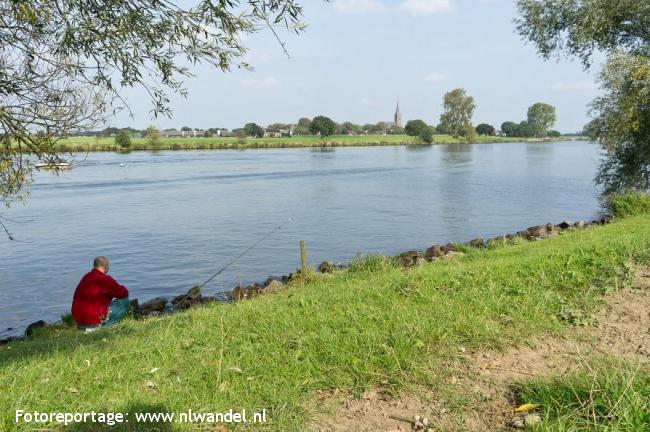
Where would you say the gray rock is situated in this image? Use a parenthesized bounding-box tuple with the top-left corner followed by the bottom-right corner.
(425, 245, 446, 260)
(25, 320, 47, 337)
(398, 251, 421, 267)
(469, 238, 486, 248)
(261, 279, 284, 294)
(318, 261, 336, 273)
(138, 297, 167, 314)
(574, 220, 585, 228)
(526, 225, 547, 239)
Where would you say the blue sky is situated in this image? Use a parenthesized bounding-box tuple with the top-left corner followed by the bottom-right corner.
(114, 0, 601, 133)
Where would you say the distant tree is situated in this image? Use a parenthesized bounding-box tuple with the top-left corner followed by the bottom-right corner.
(367, 123, 385, 134)
(340, 122, 363, 135)
(361, 124, 375, 134)
(293, 125, 310, 135)
(439, 88, 477, 141)
(436, 123, 449, 134)
(501, 121, 519, 137)
(181, 126, 193, 132)
(145, 126, 161, 149)
(203, 130, 214, 138)
(115, 130, 132, 148)
(404, 119, 428, 137)
(419, 126, 435, 144)
(233, 128, 246, 138)
(475, 123, 496, 136)
(243, 123, 264, 138)
(527, 103, 557, 137)
(297, 118, 312, 129)
(309, 116, 337, 138)
(268, 123, 291, 131)
(517, 120, 535, 138)
(390, 126, 406, 135)
(547, 130, 561, 138)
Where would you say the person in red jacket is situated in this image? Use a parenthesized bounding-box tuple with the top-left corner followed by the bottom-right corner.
(71, 256, 130, 328)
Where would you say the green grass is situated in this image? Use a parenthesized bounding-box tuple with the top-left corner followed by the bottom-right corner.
(1, 216, 649, 431)
(52, 134, 579, 152)
(517, 359, 650, 431)
(607, 192, 650, 218)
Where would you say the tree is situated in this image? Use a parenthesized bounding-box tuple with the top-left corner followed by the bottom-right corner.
(390, 126, 406, 135)
(145, 126, 161, 149)
(517, 121, 535, 138)
(516, 0, 649, 68)
(419, 126, 435, 144)
(501, 121, 519, 137)
(243, 123, 264, 138)
(476, 123, 496, 136)
(404, 119, 428, 137)
(309, 116, 336, 138)
(181, 126, 193, 132)
(516, 0, 650, 192)
(203, 130, 214, 138)
(547, 130, 562, 137)
(439, 88, 477, 141)
(1, 0, 307, 212)
(297, 118, 312, 129)
(588, 53, 650, 193)
(527, 103, 556, 137)
(340, 122, 363, 135)
(115, 130, 132, 149)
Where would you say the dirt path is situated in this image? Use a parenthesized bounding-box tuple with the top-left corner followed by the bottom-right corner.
(312, 268, 650, 432)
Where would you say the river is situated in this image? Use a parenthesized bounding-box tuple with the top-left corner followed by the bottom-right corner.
(0, 141, 603, 337)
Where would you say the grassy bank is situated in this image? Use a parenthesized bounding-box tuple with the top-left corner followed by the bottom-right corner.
(53, 134, 581, 152)
(1, 213, 649, 431)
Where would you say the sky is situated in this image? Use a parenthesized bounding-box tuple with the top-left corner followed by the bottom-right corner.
(113, 0, 602, 133)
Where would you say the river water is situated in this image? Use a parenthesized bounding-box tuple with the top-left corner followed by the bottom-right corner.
(0, 141, 603, 337)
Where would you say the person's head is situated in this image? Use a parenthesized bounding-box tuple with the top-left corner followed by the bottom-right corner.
(93, 256, 110, 273)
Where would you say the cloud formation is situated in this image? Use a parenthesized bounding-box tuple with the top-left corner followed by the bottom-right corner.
(424, 72, 447, 83)
(240, 77, 281, 89)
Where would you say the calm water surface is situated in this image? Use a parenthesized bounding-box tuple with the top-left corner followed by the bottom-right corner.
(0, 141, 603, 336)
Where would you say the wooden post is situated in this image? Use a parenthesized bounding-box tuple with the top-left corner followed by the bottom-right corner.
(300, 240, 307, 283)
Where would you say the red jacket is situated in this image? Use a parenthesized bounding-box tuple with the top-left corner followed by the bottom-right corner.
(71, 268, 129, 325)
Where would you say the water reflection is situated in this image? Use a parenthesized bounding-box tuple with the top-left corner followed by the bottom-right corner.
(441, 144, 473, 164)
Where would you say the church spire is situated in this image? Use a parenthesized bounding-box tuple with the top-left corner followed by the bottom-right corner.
(394, 99, 402, 128)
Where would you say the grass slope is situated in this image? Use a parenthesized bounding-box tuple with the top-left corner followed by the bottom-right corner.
(53, 134, 578, 152)
(1, 215, 649, 431)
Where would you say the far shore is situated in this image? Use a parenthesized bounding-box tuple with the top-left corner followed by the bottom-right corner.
(53, 134, 589, 153)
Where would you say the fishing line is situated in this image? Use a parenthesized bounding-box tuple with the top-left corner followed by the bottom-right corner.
(198, 217, 292, 290)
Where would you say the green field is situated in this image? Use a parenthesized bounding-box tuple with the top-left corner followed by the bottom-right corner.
(1, 196, 648, 431)
(54, 134, 579, 152)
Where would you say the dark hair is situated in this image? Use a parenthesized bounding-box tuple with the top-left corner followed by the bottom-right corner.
(93, 256, 109, 269)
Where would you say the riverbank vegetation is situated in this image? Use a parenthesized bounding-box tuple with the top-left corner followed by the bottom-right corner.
(2, 199, 649, 431)
(53, 133, 579, 153)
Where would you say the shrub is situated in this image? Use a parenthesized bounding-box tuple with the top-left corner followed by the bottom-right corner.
(114, 130, 132, 148)
(607, 193, 650, 218)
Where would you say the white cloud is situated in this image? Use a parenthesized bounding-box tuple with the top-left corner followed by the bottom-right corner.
(239, 77, 281, 89)
(397, 0, 451, 15)
(424, 72, 447, 83)
(334, 0, 387, 13)
(545, 80, 598, 92)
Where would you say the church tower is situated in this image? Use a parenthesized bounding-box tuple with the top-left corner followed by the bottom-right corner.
(394, 100, 402, 128)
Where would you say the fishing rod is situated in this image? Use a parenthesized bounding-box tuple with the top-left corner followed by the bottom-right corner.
(197, 218, 292, 290)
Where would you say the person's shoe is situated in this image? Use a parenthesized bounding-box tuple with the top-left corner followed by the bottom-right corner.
(84, 327, 100, 334)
